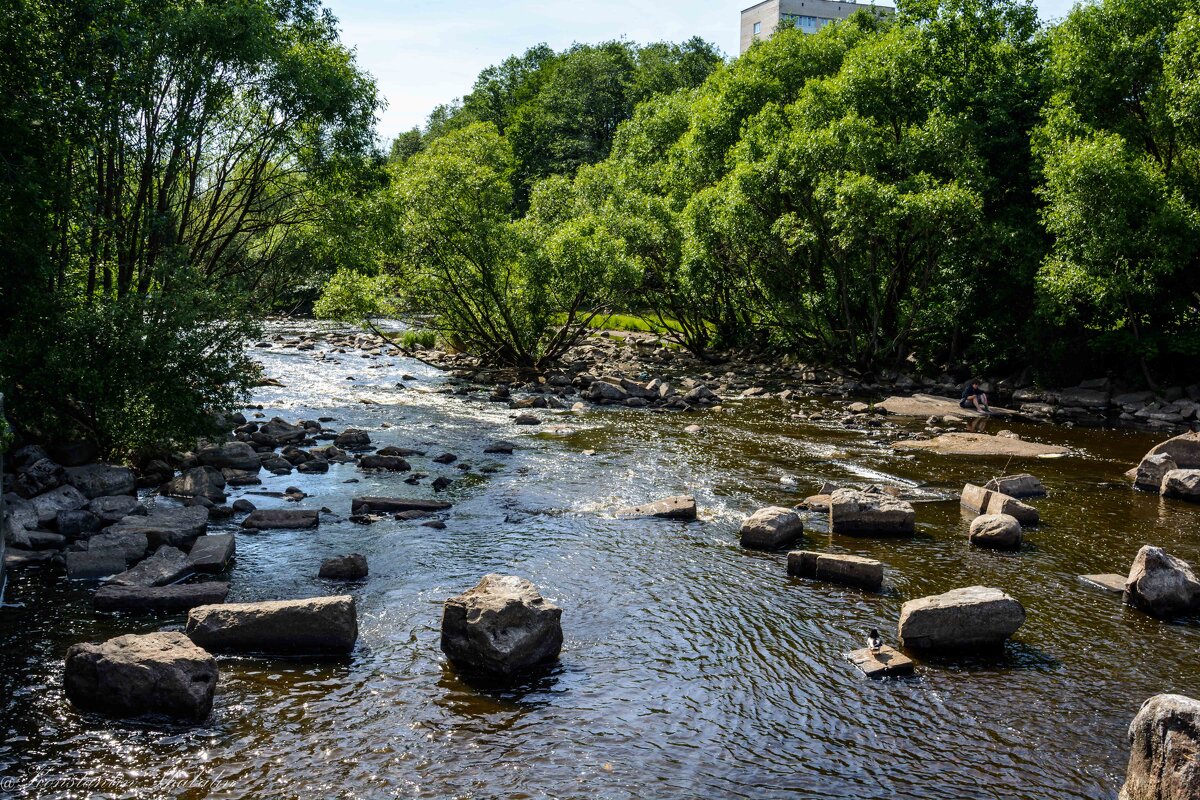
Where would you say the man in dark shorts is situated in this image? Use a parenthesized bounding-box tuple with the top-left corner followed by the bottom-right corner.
(960, 379, 990, 412)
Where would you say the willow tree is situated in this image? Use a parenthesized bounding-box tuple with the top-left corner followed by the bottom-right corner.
(0, 0, 378, 455)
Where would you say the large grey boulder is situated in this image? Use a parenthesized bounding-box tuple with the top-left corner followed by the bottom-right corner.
(88, 495, 143, 524)
(85, 530, 149, 562)
(186, 595, 358, 655)
(105, 506, 209, 550)
(64, 632, 217, 721)
(55, 508, 102, 537)
(1135, 454, 1179, 492)
(197, 441, 260, 472)
(162, 466, 227, 502)
(1144, 431, 1200, 470)
(739, 506, 804, 549)
(107, 546, 194, 588)
(94, 582, 230, 614)
(1124, 546, 1200, 618)
(30, 484, 89, 525)
(358, 454, 411, 471)
(259, 417, 306, 445)
(898, 586, 1025, 651)
(334, 429, 371, 450)
(983, 473, 1046, 499)
(968, 514, 1022, 550)
(960, 483, 1039, 526)
(64, 464, 136, 498)
(241, 509, 319, 530)
(1120, 693, 1200, 800)
(829, 488, 915, 535)
(441, 574, 563, 675)
(1160, 470, 1200, 502)
(13, 458, 65, 498)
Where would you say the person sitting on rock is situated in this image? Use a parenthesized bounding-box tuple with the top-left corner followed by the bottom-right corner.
(960, 379, 991, 412)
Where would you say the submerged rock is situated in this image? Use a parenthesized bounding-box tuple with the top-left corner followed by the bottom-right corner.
(1120, 693, 1200, 800)
(441, 574, 563, 676)
(64, 632, 217, 721)
(898, 586, 1025, 652)
(186, 595, 358, 655)
(351, 496, 452, 514)
(1124, 546, 1200, 618)
(739, 506, 804, 549)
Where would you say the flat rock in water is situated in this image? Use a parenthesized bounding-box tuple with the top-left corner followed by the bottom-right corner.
(877, 394, 1030, 420)
(107, 546, 194, 588)
(186, 595, 358, 655)
(615, 495, 697, 521)
(788, 550, 884, 590)
(895, 433, 1068, 458)
(106, 506, 209, 550)
(241, 509, 319, 530)
(351, 496, 452, 514)
(847, 645, 914, 678)
(1079, 573, 1126, 593)
(65, 549, 128, 580)
(94, 582, 230, 613)
(983, 473, 1046, 499)
(187, 534, 235, 573)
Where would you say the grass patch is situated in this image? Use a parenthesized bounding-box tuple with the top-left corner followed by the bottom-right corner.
(552, 311, 695, 336)
(392, 329, 437, 349)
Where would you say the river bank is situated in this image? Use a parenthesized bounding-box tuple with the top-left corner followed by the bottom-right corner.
(2, 319, 1200, 799)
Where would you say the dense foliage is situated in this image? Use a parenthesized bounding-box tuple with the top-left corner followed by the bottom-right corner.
(326, 0, 1198, 385)
(0, 0, 378, 455)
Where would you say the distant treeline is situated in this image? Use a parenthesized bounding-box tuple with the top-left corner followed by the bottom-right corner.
(322, 0, 1200, 388)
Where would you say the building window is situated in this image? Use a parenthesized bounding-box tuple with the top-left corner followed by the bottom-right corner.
(753, 21, 762, 34)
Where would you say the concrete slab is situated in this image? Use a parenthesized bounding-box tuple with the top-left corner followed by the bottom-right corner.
(847, 645, 914, 678)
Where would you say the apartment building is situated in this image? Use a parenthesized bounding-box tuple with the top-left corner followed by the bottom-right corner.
(740, 0, 893, 52)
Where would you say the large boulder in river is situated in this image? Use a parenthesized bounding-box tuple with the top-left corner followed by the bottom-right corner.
(241, 509, 319, 530)
(94, 582, 230, 614)
(105, 506, 209, 550)
(1119, 693, 1200, 800)
(1160, 469, 1200, 502)
(29, 484, 88, 526)
(259, 417, 306, 445)
(197, 441, 260, 472)
(64, 464, 135, 498)
(162, 466, 227, 502)
(739, 506, 804, 549)
(1135, 454, 1179, 492)
(968, 514, 1022, 550)
(186, 595, 358, 655)
(1144, 431, 1200, 470)
(12, 457, 65, 498)
(319, 553, 368, 581)
(64, 632, 217, 721)
(441, 574, 563, 676)
(829, 488, 914, 536)
(334, 428, 371, 449)
(1124, 546, 1200, 618)
(88, 495, 143, 524)
(898, 586, 1025, 651)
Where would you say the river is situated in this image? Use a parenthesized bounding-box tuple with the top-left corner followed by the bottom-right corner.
(1, 321, 1198, 799)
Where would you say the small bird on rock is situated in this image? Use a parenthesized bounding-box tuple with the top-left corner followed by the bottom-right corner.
(867, 628, 882, 652)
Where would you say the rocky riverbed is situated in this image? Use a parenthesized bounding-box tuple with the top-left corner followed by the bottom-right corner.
(2, 319, 1200, 799)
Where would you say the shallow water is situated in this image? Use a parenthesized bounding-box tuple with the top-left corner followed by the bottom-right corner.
(2, 322, 1198, 800)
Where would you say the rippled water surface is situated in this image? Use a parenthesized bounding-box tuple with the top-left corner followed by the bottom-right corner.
(3, 322, 1199, 799)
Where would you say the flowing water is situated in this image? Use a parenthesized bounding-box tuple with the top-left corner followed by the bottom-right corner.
(2, 322, 1199, 800)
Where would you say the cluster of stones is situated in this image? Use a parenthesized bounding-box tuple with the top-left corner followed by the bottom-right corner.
(1129, 430, 1200, 503)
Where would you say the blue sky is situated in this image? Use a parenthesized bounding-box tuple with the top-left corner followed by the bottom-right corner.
(326, 0, 1080, 142)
